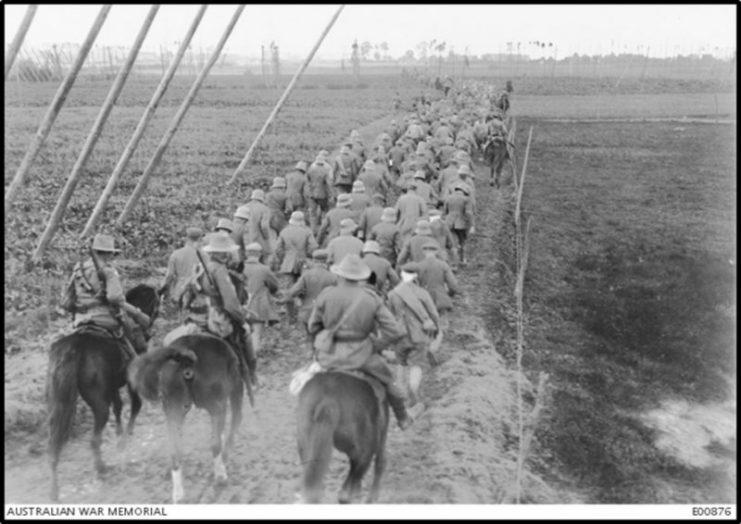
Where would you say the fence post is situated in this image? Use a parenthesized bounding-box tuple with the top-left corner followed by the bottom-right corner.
(4, 4, 38, 79)
(31, 5, 161, 261)
(117, 5, 246, 225)
(228, 4, 346, 185)
(5, 5, 112, 207)
(81, 5, 208, 238)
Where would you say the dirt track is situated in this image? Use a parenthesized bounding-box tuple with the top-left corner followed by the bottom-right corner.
(4, 119, 563, 505)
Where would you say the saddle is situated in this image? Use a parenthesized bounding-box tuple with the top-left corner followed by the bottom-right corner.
(289, 363, 386, 408)
(72, 323, 134, 361)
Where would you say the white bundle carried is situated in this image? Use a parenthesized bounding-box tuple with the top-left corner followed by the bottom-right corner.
(289, 361, 322, 396)
(163, 322, 203, 347)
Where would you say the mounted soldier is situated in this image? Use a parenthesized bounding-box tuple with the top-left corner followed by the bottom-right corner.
(188, 232, 256, 389)
(307, 254, 422, 430)
(63, 234, 151, 363)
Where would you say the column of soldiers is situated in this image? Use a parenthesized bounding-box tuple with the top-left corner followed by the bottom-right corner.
(159, 78, 508, 429)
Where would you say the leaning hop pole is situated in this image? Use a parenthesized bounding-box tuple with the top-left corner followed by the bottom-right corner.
(5, 5, 112, 207)
(81, 5, 208, 238)
(117, 4, 246, 225)
(31, 5, 161, 261)
(4, 4, 38, 79)
(228, 4, 346, 185)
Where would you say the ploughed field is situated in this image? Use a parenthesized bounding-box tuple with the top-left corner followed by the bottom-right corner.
(4, 74, 736, 504)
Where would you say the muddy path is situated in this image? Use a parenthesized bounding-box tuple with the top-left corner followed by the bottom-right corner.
(5, 118, 554, 505)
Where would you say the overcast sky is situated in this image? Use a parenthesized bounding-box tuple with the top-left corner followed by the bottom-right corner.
(4, 4, 736, 60)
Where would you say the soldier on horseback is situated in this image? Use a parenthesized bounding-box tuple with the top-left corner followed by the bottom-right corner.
(191, 232, 257, 390)
(307, 254, 421, 430)
(63, 233, 151, 362)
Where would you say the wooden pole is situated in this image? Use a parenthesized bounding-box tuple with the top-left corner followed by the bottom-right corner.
(32, 5, 161, 261)
(4, 4, 38, 79)
(117, 5, 245, 225)
(5, 5, 111, 207)
(514, 126, 533, 230)
(229, 4, 345, 185)
(81, 5, 208, 238)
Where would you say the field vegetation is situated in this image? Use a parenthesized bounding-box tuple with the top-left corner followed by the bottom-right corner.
(4, 71, 736, 504)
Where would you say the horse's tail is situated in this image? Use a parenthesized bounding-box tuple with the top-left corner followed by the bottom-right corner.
(301, 396, 339, 503)
(128, 344, 198, 402)
(47, 338, 81, 460)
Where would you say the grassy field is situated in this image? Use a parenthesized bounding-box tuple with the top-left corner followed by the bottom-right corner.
(489, 115, 736, 502)
(4, 72, 736, 504)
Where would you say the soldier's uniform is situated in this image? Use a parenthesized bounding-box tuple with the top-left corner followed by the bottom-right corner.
(326, 219, 364, 265)
(308, 255, 415, 430)
(369, 208, 403, 267)
(265, 177, 291, 243)
(357, 160, 389, 202)
(416, 241, 460, 316)
(316, 193, 354, 247)
(68, 234, 150, 361)
(243, 189, 273, 262)
(394, 184, 429, 243)
(361, 241, 400, 297)
(396, 221, 439, 270)
(306, 152, 334, 233)
(428, 210, 457, 263)
(282, 249, 337, 353)
(443, 185, 475, 264)
(410, 172, 439, 209)
(161, 227, 204, 317)
(285, 161, 310, 214)
(197, 233, 256, 386)
(333, 146, 360, 194)
(272, 211, 318, 321)
(348, 181, 372, 224)
(387, 263, 440, 369)
(357, 195, 385, 241)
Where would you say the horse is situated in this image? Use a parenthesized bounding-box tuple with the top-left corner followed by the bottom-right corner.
(127, 333, 244, 504)
(47, 283, 160, 502)
(296, 371, 389, 504)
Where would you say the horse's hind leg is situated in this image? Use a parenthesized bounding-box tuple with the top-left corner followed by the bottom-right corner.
(88, 395, 111, 476)
(366, 425, 388, 503)
(224, 381, 244, 458)
(126, 386, 142, 436)
(166, 409, 187, 504)
(339, 454, 373, 504)
(112, 388, 124, 437)
(210, 401, 229, 485)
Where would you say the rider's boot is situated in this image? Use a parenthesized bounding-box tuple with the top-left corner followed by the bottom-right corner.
(387, 382, 414, 431)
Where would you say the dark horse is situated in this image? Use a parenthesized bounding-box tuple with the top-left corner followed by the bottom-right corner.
(127, 333, 244, 504)
(484, 136, 510, 188)
(296, 372, 389, 504)
(47, 284, 160, 502)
